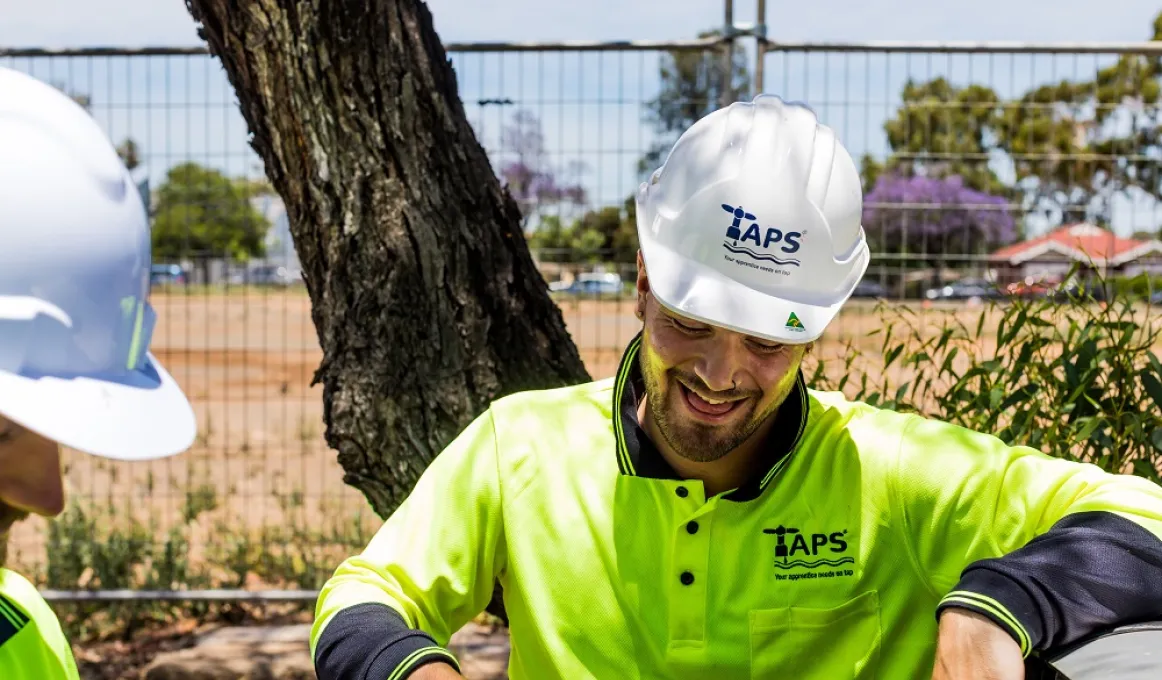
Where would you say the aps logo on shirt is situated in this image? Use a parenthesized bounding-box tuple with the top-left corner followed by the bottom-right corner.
(763, 525, 854, 580)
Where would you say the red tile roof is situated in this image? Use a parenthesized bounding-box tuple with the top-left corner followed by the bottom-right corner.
(991, 223, 1157, 265)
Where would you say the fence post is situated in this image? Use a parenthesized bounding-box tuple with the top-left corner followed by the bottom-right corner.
(720, 0, 735, 109)
(754, 0, 766, 93)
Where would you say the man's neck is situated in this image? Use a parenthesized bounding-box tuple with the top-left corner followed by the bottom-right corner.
(639, 399, 777, 497)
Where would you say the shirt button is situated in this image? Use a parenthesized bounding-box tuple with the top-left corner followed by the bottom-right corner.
(686, 521, 699, 534)
(680, 571, 695, 586)
(676, 486, 689, 498)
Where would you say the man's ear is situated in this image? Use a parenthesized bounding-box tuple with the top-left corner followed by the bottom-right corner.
(635, 250, 648, 321)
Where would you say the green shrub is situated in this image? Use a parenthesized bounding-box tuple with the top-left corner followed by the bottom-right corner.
(35, 488, 374, 642)
(808, 268, 1162, 481)
(1107, 273, 1162, 300)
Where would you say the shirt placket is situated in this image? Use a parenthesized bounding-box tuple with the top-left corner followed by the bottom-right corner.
(667, 481, 718, 658)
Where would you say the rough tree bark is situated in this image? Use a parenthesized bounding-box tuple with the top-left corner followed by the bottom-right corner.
(183, 0, 593, 617)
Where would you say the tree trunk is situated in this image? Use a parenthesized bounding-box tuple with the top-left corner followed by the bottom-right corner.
(183, 0, 592, 617)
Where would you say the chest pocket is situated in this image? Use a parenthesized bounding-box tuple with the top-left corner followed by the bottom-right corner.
(749, 590, 881, 680)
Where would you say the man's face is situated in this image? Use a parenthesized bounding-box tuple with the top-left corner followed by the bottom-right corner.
(634, 256, 811, 463)
(0, 415, 64, 567)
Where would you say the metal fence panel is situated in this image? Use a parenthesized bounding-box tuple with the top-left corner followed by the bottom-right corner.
(756, 42, 1162, 345)
(3, 38, 1160, 596)
(0, 44, 728, 596)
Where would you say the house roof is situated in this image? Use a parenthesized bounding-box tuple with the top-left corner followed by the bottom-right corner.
(991, 223, 1162, 267)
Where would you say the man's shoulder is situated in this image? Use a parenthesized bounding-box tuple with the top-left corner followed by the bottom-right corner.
(804, 385, 1027, 463)
(489, 376, 617, 419)
(482, 378, 618, 474)
(805, 386, 919, 433)
(0, 568, 78, 679)
(802, 386, 988, 464)
(0, 568, 44, 621)
(0, 569, 37, 647)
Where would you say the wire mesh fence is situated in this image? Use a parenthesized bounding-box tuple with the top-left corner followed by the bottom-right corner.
(3, 37, 1162, 597)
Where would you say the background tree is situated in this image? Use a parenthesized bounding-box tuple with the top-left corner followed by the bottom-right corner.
(1075, 13, 1162, 226)
(639, 29, 750, 174)
(181, 0, 592, 583)
(54, 83, 144, 179)
(528, 197, 640, 266)
(116, 139, 141, 171)
(997, 79, 1095, 224)
(863, 174, 1016, 253)
(498, 109, 587, 230)
(863, 173, 1016, 286)
(151, 162, 271, 275)
(537, 26, 752, 268)
(861, 78, 1008, 197)
(867, 10, 1162, 233)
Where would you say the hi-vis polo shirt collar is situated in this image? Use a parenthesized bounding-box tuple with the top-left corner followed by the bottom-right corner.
(612, 332, 809, 502)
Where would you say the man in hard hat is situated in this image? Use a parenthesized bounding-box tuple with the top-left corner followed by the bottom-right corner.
(0, 67, 197, 679)
(311, 95, 1162, 680)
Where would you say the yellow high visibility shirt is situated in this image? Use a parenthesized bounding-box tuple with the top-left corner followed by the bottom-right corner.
(312, 333, 1162, 679)
(0, 568, 80, 680)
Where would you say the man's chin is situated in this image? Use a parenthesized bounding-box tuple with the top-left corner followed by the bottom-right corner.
(660, 422, 748, 463)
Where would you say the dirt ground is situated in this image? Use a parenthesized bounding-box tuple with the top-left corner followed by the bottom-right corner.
(4, 291, 1146, 577)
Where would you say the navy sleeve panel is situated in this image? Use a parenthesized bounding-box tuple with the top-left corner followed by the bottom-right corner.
(313, 602, 461, 680)
(936, 511, 1162, 654)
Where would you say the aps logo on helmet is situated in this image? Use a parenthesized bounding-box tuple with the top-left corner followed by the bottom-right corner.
(721, 204, 803, 267)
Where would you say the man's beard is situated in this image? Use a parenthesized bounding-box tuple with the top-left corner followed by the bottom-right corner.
(639, 353, 786, 463)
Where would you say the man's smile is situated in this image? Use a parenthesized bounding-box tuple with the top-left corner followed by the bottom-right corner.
(676, 380, 749, 422)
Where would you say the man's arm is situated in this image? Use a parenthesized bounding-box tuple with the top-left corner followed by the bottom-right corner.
(310, 408, 507, 680)
(893, 413, 1162, 658)
(931, 609, 1026, 680)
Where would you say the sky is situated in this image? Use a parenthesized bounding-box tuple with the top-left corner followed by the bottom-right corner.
(3, 0, 1162, 237)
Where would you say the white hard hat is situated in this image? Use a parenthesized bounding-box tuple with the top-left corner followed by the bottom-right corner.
(635, 94, 869, 344)
(0, 67, 196, 461)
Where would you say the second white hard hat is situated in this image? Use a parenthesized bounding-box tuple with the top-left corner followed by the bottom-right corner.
(635, 94, 870, 344)
(0, 66, 196, 461)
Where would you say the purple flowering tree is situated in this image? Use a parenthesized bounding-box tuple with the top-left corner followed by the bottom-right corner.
(862, 173, 1017, 257)
(498, 110, 587, 229)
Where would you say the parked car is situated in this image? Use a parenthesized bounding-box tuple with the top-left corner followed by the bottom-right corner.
(851, 279, 889, 299)
(235, 265, 300, 286)
(924, 278, 1002, 301)
(1004, 279, 1059, 299)
(150, 263, 186, 286)
(550, 272, 625, 297)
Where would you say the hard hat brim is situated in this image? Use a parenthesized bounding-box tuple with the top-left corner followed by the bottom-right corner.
(0, 351, 196, 461)
(640, 237, 861, 345)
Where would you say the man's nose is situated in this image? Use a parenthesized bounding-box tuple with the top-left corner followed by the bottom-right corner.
(694, 340, 744, 393)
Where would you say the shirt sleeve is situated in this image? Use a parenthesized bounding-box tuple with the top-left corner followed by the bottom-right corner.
(892, 413, 1162, 658)
(0, 588, 80, 680)
(310, 407, 508, 679)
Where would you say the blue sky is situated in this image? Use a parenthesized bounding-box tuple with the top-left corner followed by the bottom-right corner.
(3, 0, 1162, 237)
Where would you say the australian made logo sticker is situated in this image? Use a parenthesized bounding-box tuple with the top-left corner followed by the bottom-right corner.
(785, 312, 806, 333)
(763, 524, 855, 582)
(721, 203, 803, 277)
